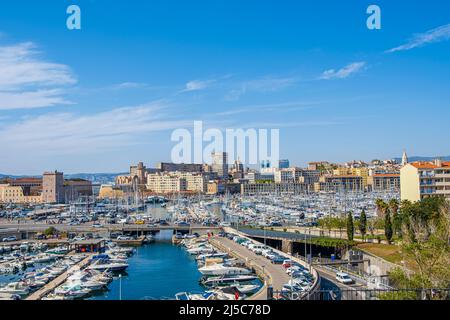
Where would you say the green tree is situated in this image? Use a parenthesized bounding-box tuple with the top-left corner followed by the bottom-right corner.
(384, 208, 393, 244)
(359, 209, 367, 241)
(396, 197, 450, 289)
(346, 212, 354, 241)
(44, 226, 57, 237)
(375, 198, 388, 216)
(389, 198, 401, 236)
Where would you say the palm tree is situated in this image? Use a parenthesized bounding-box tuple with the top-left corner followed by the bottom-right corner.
(375, 198, 388, 217)
(388, 199, 399, 215)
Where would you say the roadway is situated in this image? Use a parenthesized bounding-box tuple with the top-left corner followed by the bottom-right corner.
(0, 220, 219, 234)
(315, 266, 368, 300)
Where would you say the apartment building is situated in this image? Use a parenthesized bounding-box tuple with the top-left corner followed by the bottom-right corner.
(274, 168, 321, 185)
(0, 184, 42, 204)
(368, 174, 400, 192)
(400, 160, 450, 202)
(146, 172, 210, 194)
(314, 175, 364, 192)
(211, 152, 228, 179)
(241, 183, 309, 196)
(333, 167, 370, 187)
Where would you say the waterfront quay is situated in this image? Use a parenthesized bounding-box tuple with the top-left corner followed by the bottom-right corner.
(209, 228, 321, 300)
(210, 236, 281, 299)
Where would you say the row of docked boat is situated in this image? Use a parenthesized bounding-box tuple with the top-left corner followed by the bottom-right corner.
(175, 237, 261, 300)
(41, 242, 134, 300)
(0, 243, 70, 275)
(0, 254, 86, 299)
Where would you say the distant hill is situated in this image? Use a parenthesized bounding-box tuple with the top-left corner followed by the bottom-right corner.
(393, 156, 450, 163)
(0, 173, 126, 184)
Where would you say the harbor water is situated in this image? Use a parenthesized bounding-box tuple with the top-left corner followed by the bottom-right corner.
(89, 241, 204, 300)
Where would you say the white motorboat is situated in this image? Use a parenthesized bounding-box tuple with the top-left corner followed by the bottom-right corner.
(55, 283, 91, 298)
(187, 246, 214, 255)
(32, 253, 55, 264)
(198, 264, 252, 276)
(0, 282, 30, 296)
(228, 283, 260, 294)
(175, 291, 217, 300)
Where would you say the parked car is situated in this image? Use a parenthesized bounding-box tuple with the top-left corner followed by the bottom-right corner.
(175, 221, 190, 227)
(270, 255, 285, 264)
(336, 272, 354, 284)
(117, 235, 133, 241)
(71, 236, 86, 242)
(92, 223, 103, 228)
(2, 236, 17, 242)
(282, 259, 294, 269)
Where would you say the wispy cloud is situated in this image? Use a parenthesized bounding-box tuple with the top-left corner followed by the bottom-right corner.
(215, 101, 319, 117)
(113, 82, 148, 89)
(0, 102, 190, 155)
(0, 41, 76, 110)
(386, 23, 450, 53)
(0, 89, 72, 110)
(319, 62, 366, 80)
(181, 79, 216, 92)
(225, 76, 296, 101)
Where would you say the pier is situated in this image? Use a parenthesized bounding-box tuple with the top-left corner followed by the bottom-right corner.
(25, 254, 91, 300)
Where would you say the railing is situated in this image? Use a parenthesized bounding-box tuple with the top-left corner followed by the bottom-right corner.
(273, 288, 450, 301)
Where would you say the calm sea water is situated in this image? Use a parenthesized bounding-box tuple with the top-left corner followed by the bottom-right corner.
(88, 202, 228, 300)
(89, 241, 204, 300)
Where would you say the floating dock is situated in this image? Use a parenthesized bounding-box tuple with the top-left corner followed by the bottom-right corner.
(25, 255, 91, 300)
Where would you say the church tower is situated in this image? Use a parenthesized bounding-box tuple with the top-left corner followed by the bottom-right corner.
(401, 150, 408, 166)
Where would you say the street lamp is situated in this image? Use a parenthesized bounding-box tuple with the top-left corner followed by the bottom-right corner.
(119, 274, 122, 300)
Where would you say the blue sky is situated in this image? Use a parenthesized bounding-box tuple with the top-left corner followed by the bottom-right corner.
(0, 0, 449, 174)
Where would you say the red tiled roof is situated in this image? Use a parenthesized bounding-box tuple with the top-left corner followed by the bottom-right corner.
(409, 161, 450, 169)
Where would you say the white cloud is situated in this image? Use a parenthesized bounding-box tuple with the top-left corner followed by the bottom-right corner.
(225, 77, 296, 101)
(113, 82, 147, 89)
(386, 23, 450, 53)
(0, 41, 76, 110)
(0, 89, 72, 110)
(319, 62, 366, 80)
(0, 102, 190, 155)
(182, 79, 215, 92)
